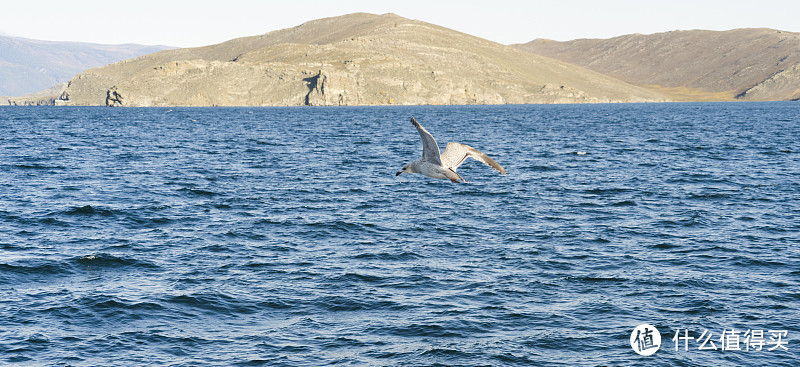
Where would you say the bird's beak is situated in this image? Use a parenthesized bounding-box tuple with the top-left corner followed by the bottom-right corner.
(395, 171, 402, 176)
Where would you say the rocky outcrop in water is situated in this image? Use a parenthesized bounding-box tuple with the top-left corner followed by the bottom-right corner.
(106, 88, 124, 107)
(6, 82, 68, 106)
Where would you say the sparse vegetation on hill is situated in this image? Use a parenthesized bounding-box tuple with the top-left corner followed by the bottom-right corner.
(515, 28, 800, 101)
(41, 13, 666, 107)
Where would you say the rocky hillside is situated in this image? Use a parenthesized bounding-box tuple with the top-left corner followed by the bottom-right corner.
(0, 35, 172, 97)
(45, 13, 665, 107)
(515, 28, 800, 101)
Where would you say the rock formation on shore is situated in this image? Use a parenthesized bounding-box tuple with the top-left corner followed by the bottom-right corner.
(6, 83, 67, 106)
(515, 28, 800, 101)
(0, 35, 172, 97)
(48, 13, 665, 107)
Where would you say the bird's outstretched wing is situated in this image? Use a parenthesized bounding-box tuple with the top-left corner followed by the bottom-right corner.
(411, 117, 442, 165)
(441, 142, 506, 174)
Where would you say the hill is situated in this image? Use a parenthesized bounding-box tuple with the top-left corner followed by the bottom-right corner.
(44, 13, 665, 107)
(0, 35, 172, 97)
(515, 28, 800, 101)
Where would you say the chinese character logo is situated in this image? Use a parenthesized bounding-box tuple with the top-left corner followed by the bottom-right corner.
(671, 328, 789, 352)
(631, 324, 661, 356)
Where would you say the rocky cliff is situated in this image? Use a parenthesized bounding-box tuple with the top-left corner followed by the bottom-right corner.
(51, 13, 666, 107)
(515, 28, 800, 101)
(736, 63, 800, 101)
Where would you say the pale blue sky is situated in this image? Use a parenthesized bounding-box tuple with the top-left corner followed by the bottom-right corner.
(2, 0, 799, 47)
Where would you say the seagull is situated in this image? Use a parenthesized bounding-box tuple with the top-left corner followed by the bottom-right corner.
(396, 117, 506, 183)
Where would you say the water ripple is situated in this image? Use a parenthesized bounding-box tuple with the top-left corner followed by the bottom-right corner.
(1, 103, 798, 366)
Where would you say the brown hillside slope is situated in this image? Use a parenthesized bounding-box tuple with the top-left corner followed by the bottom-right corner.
(515, 28, 800, 101)
(57, 13, 665, 106)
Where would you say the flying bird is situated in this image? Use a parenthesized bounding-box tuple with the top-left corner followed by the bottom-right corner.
(396, 117, 506, 183)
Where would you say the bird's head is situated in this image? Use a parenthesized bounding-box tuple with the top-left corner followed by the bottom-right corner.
(396, 163, 413, 176)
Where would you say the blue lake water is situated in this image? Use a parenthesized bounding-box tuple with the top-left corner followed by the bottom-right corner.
(1, 103, 799, 366)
